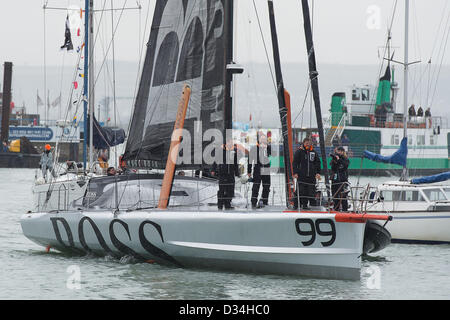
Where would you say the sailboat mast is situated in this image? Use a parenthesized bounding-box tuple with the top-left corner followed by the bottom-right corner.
(88, 0, 95, 171)
(224, 0, 234, 138)
(267, 0, 294, 207)
(83, 0, 90, 170)
(401, 0, 409, 180)
(300, 0, 330, 197)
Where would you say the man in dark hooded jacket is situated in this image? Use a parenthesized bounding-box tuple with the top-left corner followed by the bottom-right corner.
(330, 146, 350, 211)
(292, 137, 321, 209)
(212, 139, 240, 210)
(247, 134, 271, 208)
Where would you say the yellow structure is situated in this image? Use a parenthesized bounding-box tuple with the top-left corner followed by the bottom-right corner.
(9, 139, 20, 153)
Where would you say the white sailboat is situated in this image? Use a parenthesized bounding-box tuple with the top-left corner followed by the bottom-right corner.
(32, 1, 126, 212)
(22, 0, 392, 280)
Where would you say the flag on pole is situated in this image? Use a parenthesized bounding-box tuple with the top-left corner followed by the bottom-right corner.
(37, 92, 44, 106)
(51, 95, 61, 108)
(60, 15, 74, 51)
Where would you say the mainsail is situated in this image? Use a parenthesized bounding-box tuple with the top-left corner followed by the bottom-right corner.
(124, 0, 229, 169)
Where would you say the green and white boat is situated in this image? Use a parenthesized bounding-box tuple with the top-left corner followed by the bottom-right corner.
(325, 21, 449, 176)
(326, 82, 448, 176)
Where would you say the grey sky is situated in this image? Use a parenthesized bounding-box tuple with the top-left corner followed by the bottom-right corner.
(0, 0, 449, 127)
(0, 0, 448, 66)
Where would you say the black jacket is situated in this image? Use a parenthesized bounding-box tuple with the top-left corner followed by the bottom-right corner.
(293, 146, 321, 182)
(330, 156, 349, 183)
(212, 145, 239, 180)
(247, 144, 271, 175)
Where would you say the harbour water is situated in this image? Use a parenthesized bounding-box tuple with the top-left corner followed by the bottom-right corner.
(1, 168, 449, 300)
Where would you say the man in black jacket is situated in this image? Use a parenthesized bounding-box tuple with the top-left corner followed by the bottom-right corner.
(212, 139, 240, 210)
(247, 134, 271, 208)
(292, 137, 321, 209)
(330, 146, 349, 211)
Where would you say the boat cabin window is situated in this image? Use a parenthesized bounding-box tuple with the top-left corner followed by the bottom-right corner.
(382, 190, 424, 201)
(391, 134, 400, 145)
(417, 135, 425, 146)
(352, 88, 360, 101)
(443, 188, 450, 199)
(73, 175, 218, 211)
(422, 189, 448, 201)
(430, 135, 437, 145)
(361, 89, 370, 101)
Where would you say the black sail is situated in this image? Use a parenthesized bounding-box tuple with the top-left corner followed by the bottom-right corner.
(124, 0, 228, 169)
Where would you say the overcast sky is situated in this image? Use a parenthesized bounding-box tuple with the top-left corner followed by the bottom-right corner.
(0, 0, 448, 67)
(0, 0, 448, 127)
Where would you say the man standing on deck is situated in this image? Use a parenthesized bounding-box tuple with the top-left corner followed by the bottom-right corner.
(212, 139, 240, 210)
(40, 144, 56, 181)
(330, 146, 350, 212)
(247, 133, 271, 208)
(292, 137, 321, 210)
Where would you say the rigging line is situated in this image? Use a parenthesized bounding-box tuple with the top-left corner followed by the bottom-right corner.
(367, 0, 398, 120)
(292, 79, 311, 127)
(252, 0, 277, 95)
(309, 0, 314, 128)
(428, 0, 449, 62)
(429, 11, 450, 94)
(58, 50, 67, 120)
(126, 0, 151, 140)
(96, 13, 115, 118)
(91, 0, 109, 60)
(43, 0, 48, 125)
(111, 0, 118, 139)
(429, 21, 450, 109)
(93, 0, 128, 92)
(54, 52, 84, 165)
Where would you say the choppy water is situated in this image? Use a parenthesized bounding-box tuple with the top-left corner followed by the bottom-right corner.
(1, 169, 449, 300)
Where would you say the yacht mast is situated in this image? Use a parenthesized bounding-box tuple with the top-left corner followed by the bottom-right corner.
(267, 0, 294, 207)
(300, 0, 331, 198)
(401, 0, 409, 181)
(82, 0, 91, 170)
(88, 0, 95, 171)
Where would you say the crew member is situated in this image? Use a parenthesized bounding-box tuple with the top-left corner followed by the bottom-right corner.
(106, 167, 117, 176)
(292, 137, 321, 210)
(95, 150, 109, 174)
(1, 141, 9, 153)
(212, 139, 240, 210)
(40, 144, 55, 181)
(247, 133, 271, 208)
(330, 146, 350, 211)
(417, 106, 424, 117)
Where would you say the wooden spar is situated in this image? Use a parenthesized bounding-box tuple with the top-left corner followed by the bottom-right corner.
(158, 85, 191, 210)
(284, 89, 295, 201)
(284, 89, 294, 173)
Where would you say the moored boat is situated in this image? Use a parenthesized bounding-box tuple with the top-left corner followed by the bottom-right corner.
(21, 0, 392, 281)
